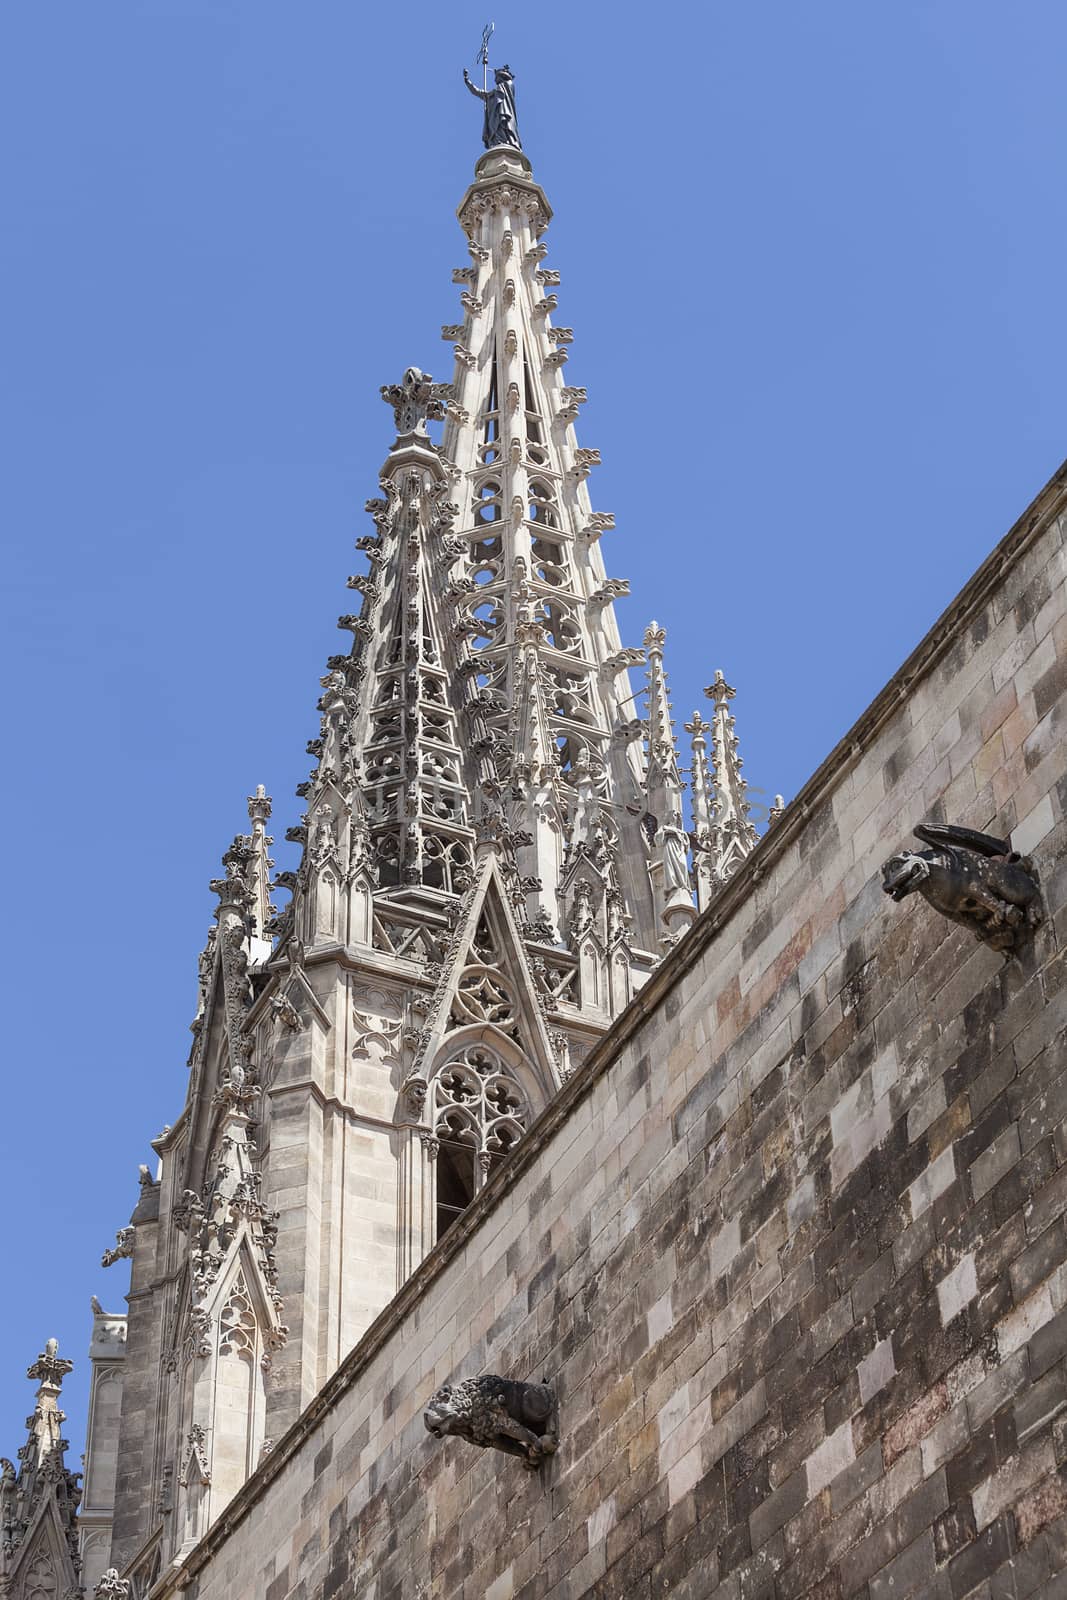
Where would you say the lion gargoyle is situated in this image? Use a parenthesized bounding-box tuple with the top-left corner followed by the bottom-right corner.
(882, 823, 1042, 955)
(424, 1375, 559, 1469)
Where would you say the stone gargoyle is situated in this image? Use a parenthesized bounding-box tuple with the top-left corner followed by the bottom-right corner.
(881, 823, 1042, 955)
(424, 1375, 559, 1469)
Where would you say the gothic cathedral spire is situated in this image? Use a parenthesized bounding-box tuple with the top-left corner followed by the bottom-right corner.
(81, 101, 776, 1591)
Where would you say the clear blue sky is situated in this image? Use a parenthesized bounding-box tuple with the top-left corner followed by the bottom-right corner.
(2, 2, 1065, 1453)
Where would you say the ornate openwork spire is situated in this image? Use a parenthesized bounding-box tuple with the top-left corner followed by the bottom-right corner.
(263, 135, 664, 988)
(699, 669, 759, 889)
(684, 710, 716, 911)
(86, 112, 776, 1581)
(642, 623, 695, 942)
(246, 785, 275, 949)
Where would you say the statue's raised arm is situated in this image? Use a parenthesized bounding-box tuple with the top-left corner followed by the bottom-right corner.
(463, 68, 490, 103)
(462, 63, 522, 152)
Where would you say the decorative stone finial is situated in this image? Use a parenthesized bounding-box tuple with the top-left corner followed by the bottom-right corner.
(247, 784, 272, 825)
(704, 668, 736, 708)
(380, 367, 451, 437)
(27, 1339, 72, 1388)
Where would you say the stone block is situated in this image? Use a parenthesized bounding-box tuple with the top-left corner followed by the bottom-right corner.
(937, 1253, 979, 1325)
(973, 1437, 1057, 1532)
(884, 1383, 949, 1467)
(805, 1420, 856, 1497)
(1013, 1471, 1067, 1546)
(998, 1284, 1057, 1357)
(908, 1146, 958, 1220)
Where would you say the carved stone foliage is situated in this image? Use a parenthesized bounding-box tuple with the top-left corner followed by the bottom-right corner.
(882, 823, 1043, 955)
(459, 182, 547, 238)
(168, 1102, 287, 1381)
(424, 1375, 559, 1467)
(178, 1425, 210, 1489)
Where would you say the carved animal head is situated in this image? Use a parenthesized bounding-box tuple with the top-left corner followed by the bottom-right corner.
(423, 1383, 472, 1440)
(881, 850, 932, 901)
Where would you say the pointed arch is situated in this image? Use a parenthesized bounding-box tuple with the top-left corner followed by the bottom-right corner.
(423, 1033, 534, 1242)
(429, 1020, 552, 1112)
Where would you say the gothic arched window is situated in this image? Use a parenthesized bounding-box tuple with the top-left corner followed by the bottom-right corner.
(475, 480, 502, 525)
(427, 1045, 528, 1240)
(528, 480, 558, 528)
(532, 533, 570, 588)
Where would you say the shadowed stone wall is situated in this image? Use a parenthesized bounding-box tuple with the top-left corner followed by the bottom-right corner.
(158, 465, 1067, 1600)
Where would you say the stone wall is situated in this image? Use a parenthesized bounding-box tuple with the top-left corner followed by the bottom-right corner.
(160, 464, 1067, 1600)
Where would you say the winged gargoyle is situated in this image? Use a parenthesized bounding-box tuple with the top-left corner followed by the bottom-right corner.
(881, 823, 1042, 955)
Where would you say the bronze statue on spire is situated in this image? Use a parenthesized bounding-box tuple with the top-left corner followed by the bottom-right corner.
(463, 62, 522, 151)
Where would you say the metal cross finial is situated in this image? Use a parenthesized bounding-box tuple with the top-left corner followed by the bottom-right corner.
(477, 22, 495, 91)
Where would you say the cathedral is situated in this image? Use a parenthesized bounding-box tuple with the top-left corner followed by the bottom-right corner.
(4, 60, 1067, 1600)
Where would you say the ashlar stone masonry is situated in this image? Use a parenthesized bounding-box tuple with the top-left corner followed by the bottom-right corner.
(139, 450, 1067, 1598)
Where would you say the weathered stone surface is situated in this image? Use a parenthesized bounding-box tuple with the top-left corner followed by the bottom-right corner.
(115, 460, 1067, 1600)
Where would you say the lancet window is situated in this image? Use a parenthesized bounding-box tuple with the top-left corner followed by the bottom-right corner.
(532, 533, 571, 588)
(427, 1044, 529, 1240)
(475, 480, 502, 524)
(539, 597, 582, 653)
(528, 479, 559, 528)
(479, 345, 501, 465)
(422, 832, 473, 893)
(523, 358, 549, 467)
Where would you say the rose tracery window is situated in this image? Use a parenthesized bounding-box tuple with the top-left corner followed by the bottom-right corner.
(428, 1045, 529, 1239)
